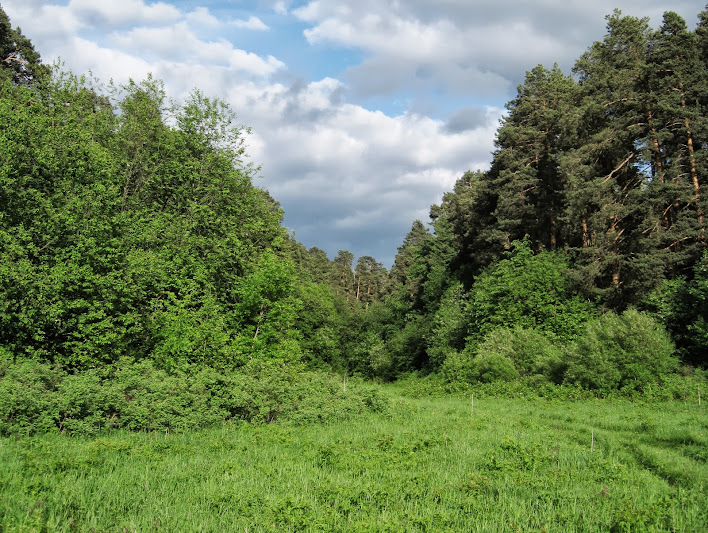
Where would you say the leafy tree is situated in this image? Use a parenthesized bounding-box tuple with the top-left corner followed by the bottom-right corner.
(292, 281, 341, 368)
(425, 283, 467, 369)
(647, 251, 708, 367)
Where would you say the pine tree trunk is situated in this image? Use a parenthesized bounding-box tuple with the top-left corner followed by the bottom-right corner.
(679, 84, 704, 235)
(647, 109, 664, 183)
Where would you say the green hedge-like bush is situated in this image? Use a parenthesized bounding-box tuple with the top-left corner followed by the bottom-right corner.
(0, 355, 389, 436)
(564, 309, 679, 393)
(475, 326, 566, 383)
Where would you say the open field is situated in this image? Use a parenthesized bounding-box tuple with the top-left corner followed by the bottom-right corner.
(1, 391, 706, 532)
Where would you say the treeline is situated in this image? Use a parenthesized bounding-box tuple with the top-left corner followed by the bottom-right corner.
(1, 6, 707, 436)
(0, 6, 396, 434)
(332, 7, 708, 389)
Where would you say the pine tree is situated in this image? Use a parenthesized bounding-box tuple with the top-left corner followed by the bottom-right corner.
(564, 10, 654, 304)
(645, 12, 706, 276)
(331, 250, 355, 301)
(0, 5, 48, 85)
(390, 220, 429, 295)
(490, 64, 575, 251)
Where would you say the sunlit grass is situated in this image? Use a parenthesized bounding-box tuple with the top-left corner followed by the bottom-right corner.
(1, 390, 706, 531)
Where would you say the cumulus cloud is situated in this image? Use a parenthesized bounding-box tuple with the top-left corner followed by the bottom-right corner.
(232, 16, 269, 31)
(3, 0, 705, 266)
(293, 0, 705, 110)
(68, 0, 181, 28)
(223, 77, 502, 265)
(444, 106, 495, 134)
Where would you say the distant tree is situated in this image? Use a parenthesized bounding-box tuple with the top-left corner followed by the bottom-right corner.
(331, 250, 355, 301)
(390, 220, 429, 291)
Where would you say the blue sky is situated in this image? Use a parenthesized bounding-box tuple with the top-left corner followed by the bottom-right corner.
(4, 0, 706, 267)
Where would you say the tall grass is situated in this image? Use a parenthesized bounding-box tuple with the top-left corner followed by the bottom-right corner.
(1, 390, 706, 531)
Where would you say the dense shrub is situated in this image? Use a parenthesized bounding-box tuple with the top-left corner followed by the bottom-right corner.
(475, 326, 566, 383)
(0, 355, 389, 436)
(565, 309, 679, 393)
(439, 348, 519, 384)
(439, 326, 565, 386)
(465, 239, 596, 344)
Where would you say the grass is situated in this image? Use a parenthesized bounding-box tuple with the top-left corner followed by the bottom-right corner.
(0, 389, 706, 532)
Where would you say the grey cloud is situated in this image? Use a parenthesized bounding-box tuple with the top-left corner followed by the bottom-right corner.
(299, 0, 706, 110)
(444, 106, 490, 133)
(343, 58, 409, 100)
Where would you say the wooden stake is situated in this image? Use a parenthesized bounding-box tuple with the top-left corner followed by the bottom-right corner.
(591, 429, 594, 453)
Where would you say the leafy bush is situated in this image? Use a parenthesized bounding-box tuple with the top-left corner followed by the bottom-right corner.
(439, 348, 519, 384)
(565, 309, 679, 393)
(0, 356, 389, 436)
(646, 251, 708, 367)
(0, 355, 61, 435)
(470, 352, 520, 383)
(426, 283, 468, 369)
(475, 326, 566, 383)
(465, 239, 596, 344)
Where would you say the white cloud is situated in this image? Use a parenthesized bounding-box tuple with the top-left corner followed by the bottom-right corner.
(293, 0, 706, 107)
(185, 6, 221, 27)
(109, 24, 282, 75)
(273, 2, 289, 16)
(68, 0, 181, 27)
(3, 0, 705, 266)
(220, 76, 502, 264)
(232, 16, 269, 31)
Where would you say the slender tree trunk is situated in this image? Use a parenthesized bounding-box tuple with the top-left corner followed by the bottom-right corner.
(679, 83, 704, 235)
(647, 109, 664, 183)
(684, 114, 704, 232)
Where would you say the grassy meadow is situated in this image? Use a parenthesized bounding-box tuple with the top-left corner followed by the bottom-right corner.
(1, 389, 706, 532)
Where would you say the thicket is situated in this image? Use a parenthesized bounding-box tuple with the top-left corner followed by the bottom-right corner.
(0, 353, 388, 436)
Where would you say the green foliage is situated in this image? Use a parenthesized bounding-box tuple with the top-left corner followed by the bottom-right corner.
(0, 69, 297, 371)
(565, 309, 679, 392)
(0, 356, 389, 436)
(440, 347, 520, 385)
(466, 238, 596, 344)
(293, 281, 341, 368)
(468, 351, 520, 383)
(425, 283, 468, 369)
(647, 251, 708, 367)
(475, 327, 566, 383)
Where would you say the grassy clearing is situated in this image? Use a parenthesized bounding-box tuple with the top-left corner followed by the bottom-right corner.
(1, 390, 706, 532)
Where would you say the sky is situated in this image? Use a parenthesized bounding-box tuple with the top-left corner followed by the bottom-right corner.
(3, 1, 706, 267)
